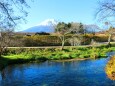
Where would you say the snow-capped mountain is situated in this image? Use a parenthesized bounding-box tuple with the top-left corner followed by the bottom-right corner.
(23, 19, 58, 33)
(38, 19, 58, 26)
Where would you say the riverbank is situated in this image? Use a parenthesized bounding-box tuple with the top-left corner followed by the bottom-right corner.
(0, 45, 115, 71)
(51, 58, 91, 62)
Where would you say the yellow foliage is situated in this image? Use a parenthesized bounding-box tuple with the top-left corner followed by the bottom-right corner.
(105, 56, 115, 80)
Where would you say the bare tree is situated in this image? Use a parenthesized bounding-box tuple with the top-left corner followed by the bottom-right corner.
(96, 0, 115, 45)
(105, 22, 115, 47)
(55, 22, 84, 49)
(68, 22, 84, 46)
(55, 22, 72, 50)
(0, 0, 30, 28)
(96, 0, 115, 23)
(0, 0, 30, 57)
(68, 36, 82, 46)
(0, 29, 13, 56)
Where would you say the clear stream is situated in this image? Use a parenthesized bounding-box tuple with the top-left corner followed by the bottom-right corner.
(0, 52, 115, 86)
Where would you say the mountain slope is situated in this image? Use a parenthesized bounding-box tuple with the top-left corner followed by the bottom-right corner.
(23, 19, 58, 33)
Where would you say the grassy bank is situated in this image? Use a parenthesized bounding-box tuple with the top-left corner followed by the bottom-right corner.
(0, 45, 115, 71)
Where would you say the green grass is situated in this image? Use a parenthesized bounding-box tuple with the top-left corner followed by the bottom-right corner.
(0, 45, 115, 71)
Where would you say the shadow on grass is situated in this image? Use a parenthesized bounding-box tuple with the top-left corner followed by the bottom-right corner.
(0, 56, 47, 71)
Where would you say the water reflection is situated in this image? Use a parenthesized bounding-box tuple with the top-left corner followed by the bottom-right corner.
(105, 56, 115, 80)
(0, 73, 2, 81)
(1, 54, 115, 86)
(1, 70, 5, 80)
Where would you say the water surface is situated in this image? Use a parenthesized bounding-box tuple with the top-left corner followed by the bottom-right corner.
(0, 53, 115, 86)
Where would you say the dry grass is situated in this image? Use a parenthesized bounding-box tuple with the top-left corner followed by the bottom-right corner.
(105, 56, 115, 80)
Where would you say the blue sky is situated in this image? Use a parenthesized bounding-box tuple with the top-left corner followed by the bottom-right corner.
(19, 0, 100, 31)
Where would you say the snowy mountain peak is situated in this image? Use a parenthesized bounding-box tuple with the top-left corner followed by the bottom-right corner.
(38, 19, 58, 26)
(22, 19, 59, 33)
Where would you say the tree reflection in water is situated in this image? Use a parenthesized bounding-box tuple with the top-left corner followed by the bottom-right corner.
(0, 69, 5, 80)
(0, 73, 2, 81)
(105, 56, 115, 80)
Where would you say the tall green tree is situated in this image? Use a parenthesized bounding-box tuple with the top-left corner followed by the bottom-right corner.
(79, 23, 84, 34)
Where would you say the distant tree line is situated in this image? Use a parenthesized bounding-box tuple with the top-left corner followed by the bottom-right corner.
(1, 21, 113, 48)
(35, 32, 50, 35)
(55, 22, 101, 49)
(5, 33, 110, 47)
(1, 21, 114, 49)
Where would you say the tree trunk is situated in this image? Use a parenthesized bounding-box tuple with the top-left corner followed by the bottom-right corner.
(0, 53, 1, 58)
(0, 48, 2, 58)
(108, 34, 112, 47)
(61, 36, 65, 50)
(0, 47, 5, 58)
(0, 47, 1, 56)
(61, 41, 64, 50)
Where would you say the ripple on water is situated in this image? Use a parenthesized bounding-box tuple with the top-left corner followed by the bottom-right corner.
(0, 56, 115, 86)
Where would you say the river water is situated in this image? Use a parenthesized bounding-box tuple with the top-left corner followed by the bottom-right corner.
(0, 52, 115, 86)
